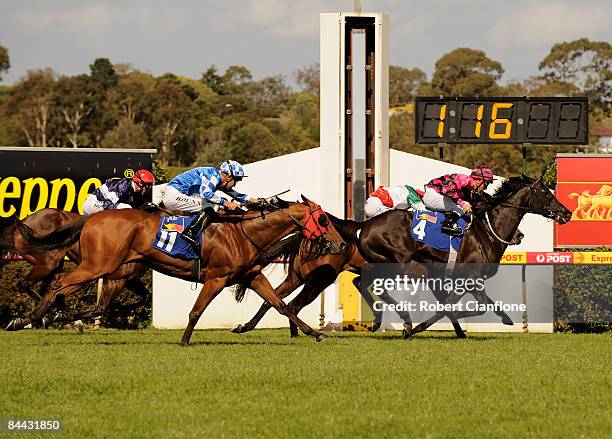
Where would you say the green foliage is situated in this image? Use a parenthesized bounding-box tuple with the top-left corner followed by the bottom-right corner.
(0, 44, 9, 81)
(431, 48, 504, 96)
(89, 58, 118, 89)
(554, 247, 612, 333)
(389, 65, 427, 106)
(100, 119, 150, 149)
(293, 62, 319, 94)
(539, 38, 612, 115)
(152, 160, 171, 184)
(0, 262, 152, 329)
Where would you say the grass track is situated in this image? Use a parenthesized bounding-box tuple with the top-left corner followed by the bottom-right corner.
(0, 329, 610, 438)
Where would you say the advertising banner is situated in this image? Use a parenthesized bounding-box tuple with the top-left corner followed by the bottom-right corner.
(555, 154, 612, 247)
(0, 147, 155, 220)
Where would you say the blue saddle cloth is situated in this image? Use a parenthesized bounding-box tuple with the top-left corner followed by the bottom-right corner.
(410, 210, 467, 252)
(153, 215, 200, 260)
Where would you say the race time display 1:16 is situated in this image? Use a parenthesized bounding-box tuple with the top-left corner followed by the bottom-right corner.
(414, 96, 588, 145)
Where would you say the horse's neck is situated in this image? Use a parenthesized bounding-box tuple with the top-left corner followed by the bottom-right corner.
(484, 195, 527, 257)
(239, 209, 302, 248)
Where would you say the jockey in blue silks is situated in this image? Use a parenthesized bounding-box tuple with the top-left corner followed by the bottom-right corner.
(162, 160, 256, 246)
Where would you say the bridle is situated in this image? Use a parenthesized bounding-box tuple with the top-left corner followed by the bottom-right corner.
(238, 198, 342, 254)
(480, 178, 559, 245)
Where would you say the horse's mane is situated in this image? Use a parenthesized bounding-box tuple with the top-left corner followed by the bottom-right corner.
(326, 213, 363, 244)
(490, 175, 533, 202)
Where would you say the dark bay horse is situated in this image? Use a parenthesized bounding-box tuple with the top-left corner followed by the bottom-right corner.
(1, 209, 150, 329)
(354, 175, 571, 337)
(17, 197, 346, 345)
(234, 176, 563, 339)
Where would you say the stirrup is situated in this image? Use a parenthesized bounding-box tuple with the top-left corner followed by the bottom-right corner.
(441, 225, 463, 236)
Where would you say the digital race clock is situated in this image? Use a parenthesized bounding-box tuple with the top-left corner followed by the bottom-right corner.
(415, 97, 588, 144)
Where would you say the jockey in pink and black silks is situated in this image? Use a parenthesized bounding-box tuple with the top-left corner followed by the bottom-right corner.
(422, 166, 494, 236)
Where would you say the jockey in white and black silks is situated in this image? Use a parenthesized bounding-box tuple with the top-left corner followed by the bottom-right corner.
(422, 166, 494, 236)
(162, 160, 257, 246)
(83, 169, 155, 215)
(364, 185, 426, 219)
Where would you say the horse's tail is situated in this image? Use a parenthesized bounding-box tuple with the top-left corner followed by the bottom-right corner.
(233, 233, 303, 303)
(17, 215, 89, 253)
(0, 216, 17, 259)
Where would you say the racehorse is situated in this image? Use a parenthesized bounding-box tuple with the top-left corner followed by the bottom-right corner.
(1, 209, 150, 329)
(233, 176, 564, 339)
(15, 196, 346, 345)
(231, 218, 522, 339)
(353, 175, 571, 337)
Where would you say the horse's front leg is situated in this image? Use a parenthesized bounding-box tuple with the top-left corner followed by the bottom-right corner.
(231, 271, 300, 335)
(249, 273, 327, 342)
(181, 277, 228, 346)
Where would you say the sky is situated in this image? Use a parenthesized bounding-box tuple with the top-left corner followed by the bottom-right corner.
(1, 0, 611, 87)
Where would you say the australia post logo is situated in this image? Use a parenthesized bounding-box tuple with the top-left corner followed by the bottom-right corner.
(528, 252, 573, 264)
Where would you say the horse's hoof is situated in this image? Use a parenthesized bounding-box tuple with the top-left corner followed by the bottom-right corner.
(315, 333, 328, 342)
(230, 324, 244, 334)
(370, 322, 381, 332)
(456, 332, 468, 339)
(42, 317, 50, 329)
(6, 318, 20, 331)
(180, 341, 190, 347)
(73, 320, 84, 333)
(402, 328, 412, 339)
(502, 316, 514, 326)
(6, 318, 27, 331)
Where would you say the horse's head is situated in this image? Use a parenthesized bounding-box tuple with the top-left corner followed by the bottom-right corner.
(493, 175, 571, 224)
(298, 195, 346, 253)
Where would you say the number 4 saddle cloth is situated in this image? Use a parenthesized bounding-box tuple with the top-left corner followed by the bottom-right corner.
(410, 210, 468, 253)
(153, 215, 200, 260)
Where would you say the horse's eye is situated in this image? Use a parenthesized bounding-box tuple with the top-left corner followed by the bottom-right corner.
(317, 215, 329, 227)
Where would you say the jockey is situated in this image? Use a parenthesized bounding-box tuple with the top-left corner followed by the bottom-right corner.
(162, 160, 256, 246)
(364, 185, 425, 219)
(422, 166, 494, 236)
(83, 169, 155, 215)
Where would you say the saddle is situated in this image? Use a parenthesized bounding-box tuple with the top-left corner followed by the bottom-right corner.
(410, 210, 468, 253)
(153, 215, 201, 260)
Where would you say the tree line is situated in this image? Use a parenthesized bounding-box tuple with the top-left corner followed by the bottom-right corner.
(0, 38, 610, 177)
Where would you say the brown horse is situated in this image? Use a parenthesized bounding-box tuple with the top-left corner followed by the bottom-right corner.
(17, 197, 346, 345)
(1, 209, 150, 329)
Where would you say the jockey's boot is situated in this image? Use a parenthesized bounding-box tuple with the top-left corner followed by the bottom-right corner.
(181, 207, 215, 249)
(441, 211, 463, 236)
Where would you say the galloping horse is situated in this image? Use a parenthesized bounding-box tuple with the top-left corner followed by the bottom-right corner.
(353, 175, 571, 337)
(234, 176, 565, 339)
(16, 196, 346, 345)
(1, 209, 150, 329)
(232, 218, 522, 339)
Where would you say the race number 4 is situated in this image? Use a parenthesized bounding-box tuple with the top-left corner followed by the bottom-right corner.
(413, 219, 427, 240)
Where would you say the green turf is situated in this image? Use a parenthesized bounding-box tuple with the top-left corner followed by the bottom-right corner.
(0, 329, 610, 438)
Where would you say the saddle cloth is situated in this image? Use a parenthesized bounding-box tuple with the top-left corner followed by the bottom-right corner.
(153, 215, 200, 260)
(410, 210, 467, 253)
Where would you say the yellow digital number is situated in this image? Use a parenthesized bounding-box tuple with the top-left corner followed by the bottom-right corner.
(475, 104, 484, 138)
(489, 103, 513, 139)
(437, 104, 446, 137)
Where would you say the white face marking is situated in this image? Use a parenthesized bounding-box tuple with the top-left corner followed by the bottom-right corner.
(356, 229, 361, 239)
